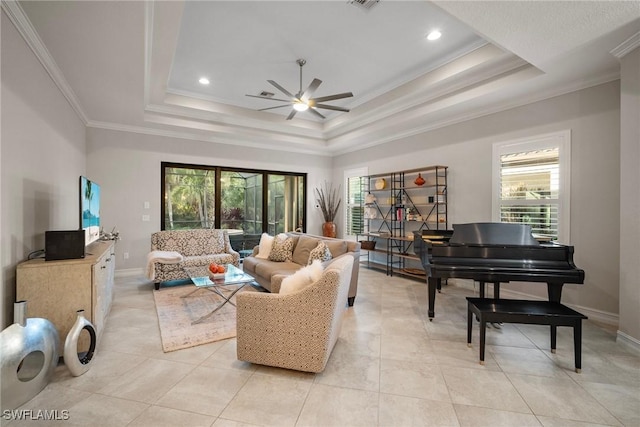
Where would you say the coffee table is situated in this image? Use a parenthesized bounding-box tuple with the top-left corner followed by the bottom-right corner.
(182, 264, 256, 325)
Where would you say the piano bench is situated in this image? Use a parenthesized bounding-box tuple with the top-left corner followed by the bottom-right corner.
(466, 298, 588, 373)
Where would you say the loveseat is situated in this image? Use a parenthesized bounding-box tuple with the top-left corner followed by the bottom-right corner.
(149, 229, 240, 289)
(242, 232, 360, 306)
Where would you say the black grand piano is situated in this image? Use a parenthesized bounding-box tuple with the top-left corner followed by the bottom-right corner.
(414, 223, 585, 320)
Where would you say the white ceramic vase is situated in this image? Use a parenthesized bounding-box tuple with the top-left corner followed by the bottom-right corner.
(0, 301, 59, 409)
(63, 310, 96, 376)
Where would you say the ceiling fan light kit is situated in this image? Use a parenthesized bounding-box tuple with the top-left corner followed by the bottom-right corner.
(246, 58, 353, 120)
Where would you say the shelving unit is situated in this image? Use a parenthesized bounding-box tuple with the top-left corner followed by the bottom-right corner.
(357, 165, 448, 280)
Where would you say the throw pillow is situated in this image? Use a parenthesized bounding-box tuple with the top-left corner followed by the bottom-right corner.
(268, 234, 294, 262)
(291, 235, 320, 265)
(280, 260, 324, 295)
(307, 241, 332, 265)
(324, 240, 348, 258)
(255, 233, 274, 259)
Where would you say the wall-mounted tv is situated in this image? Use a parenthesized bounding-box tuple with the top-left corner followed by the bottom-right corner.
(79, 176, 101, 245)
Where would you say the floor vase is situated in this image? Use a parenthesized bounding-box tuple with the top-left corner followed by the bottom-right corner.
(63, 310, 96, 376)
(0, 301, 59, 410)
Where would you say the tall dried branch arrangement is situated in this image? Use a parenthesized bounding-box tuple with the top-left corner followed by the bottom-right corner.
(315, 181, 341, 222)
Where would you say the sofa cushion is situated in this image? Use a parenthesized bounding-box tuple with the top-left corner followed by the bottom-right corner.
(308, 241, 332, 265)
(324, 240, 348, 258)
(255, 233, 274, 259)
(268, 235, 294, 262)
(291, 235, 320, 265)
(254, 260, 300, 280)
(279, 260, 324, 295)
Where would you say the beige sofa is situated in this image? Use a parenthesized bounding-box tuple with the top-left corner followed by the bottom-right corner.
(242, 232, 361, 306)
(150, 229, 240, 289)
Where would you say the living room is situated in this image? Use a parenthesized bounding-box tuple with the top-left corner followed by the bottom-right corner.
(2, 1, 639, 425)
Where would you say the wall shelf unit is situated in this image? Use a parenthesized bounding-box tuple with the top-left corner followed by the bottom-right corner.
(358, 165, 448, 279)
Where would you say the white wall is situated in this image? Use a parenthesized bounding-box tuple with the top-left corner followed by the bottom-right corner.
(334, 81, 622, 322)
(85, 128, 333, 272)
(618, 46, 640, 345)
(1, 12, 87, 327)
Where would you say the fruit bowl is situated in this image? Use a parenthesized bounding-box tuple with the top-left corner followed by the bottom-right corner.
(209, 272, 226, 280)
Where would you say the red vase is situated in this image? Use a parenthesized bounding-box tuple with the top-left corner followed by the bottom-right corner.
(322, 222, 337, 238)
(414, 173, 426, 186)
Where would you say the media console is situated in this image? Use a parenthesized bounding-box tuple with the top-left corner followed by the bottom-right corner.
(16, 240, 116, 351)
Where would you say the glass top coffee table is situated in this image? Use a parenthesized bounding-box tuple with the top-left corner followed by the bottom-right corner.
(182, 264, 256, 325)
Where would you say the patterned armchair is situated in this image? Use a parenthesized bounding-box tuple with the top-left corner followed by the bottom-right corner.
(236, 256, 354, 373)
(150, 229, 240, 289)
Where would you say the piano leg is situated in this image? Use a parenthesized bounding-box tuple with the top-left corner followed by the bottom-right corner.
(547, 283, 564, 303)
(494, 282, 500, 299)
(428, 277, 439, 320)
(479, 281, 485, 298)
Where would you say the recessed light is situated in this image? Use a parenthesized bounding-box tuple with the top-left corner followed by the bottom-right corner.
(426, 30, 442, 41)
(198, 77, 210, 85)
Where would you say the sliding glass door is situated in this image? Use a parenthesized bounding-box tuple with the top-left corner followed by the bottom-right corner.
(162, 163, 306, 252)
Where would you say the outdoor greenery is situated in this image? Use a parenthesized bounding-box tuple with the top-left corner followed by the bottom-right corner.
(163, 166, 305, 235)
(165, 168, 216, 229)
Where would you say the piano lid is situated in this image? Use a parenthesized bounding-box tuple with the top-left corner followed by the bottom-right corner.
(449, 223, 540, 246)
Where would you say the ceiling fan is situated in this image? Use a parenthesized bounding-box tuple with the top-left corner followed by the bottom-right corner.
(246, 59, 353, 120)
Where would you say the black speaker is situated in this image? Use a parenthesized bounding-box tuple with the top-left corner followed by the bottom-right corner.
(45, 230, 85, 261)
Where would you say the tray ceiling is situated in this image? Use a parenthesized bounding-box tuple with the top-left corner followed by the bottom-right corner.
(9, 1, 640, 155)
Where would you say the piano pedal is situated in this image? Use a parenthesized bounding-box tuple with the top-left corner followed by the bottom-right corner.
(490, 322, 503, 329)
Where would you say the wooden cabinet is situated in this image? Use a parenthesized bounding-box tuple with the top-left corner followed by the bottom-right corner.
(358, 165, 448, 279)
(16, 240, 116, 351)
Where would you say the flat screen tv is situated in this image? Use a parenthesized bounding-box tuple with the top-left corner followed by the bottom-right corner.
(79, 176, 101, 245)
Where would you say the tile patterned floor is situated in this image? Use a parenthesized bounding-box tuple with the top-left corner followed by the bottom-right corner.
(5, 268, 640, 426)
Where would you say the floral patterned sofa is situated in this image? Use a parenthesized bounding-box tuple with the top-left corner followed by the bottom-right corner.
(150, 229, 240, 289)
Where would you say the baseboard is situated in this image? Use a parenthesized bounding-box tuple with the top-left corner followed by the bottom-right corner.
(115, 268, 145, 278)
(616, 331, 640, 355)
(449, 279, 619, 327)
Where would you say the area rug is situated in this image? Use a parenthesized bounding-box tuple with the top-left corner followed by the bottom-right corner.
(153, 284, 254, 352)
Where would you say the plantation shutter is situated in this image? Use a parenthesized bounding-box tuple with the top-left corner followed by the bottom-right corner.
(346, 176, 365, 235)
(499, 148, 560, 239)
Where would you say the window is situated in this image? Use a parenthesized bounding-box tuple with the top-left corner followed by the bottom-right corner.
(344, 167, 368, 237)
(162, 162, 306, 250)
(492, 131, 571, 243)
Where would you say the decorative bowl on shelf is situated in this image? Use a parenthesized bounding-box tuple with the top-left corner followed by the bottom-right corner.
(360, 241, 376, 250)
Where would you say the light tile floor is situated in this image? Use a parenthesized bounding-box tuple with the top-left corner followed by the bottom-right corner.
(5, 268, 640, 427)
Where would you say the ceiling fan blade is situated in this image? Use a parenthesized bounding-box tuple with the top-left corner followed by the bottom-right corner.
(301, 78, 322, 102)
(267, 80, 296, 99)
(245, 94, 291, 103)
(309, 108, 326, 119)
(314, 104, 350, 112)
(311, 92, 354, 103)
(286, 109, 297, 120)
(258, 105, 292, 111)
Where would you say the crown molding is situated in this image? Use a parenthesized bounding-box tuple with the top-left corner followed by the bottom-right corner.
(86, 120, 332, 157)
(611, 31, 640, 59)
(146, 101, 324, 139)
(330, 70, 620, 156)
(325, 51, 532, 140)
(1, 0, 89, 125)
